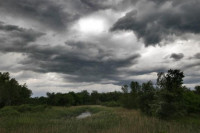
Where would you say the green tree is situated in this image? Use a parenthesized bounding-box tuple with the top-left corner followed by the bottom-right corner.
(129, 81, 141, 108)
(0, 72, 32, 107)
(77, 90, 90, 105)
(194, 86, 200, 95)
(91, 91, 100, 104)
(121, 84, 128, 93)
(157, 69, 186, 119)
(120, 84, 131, 108)
(183, 90, 200, 114)
(130, 81, 141, 94)
(139, 81, 157, 115)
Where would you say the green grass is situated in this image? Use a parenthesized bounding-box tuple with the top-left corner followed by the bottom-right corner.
(0, 105, 199, 133)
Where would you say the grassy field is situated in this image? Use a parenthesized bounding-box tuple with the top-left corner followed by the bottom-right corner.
(0, 105, 199, 133)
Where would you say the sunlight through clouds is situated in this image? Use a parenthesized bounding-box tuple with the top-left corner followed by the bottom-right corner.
(78, 17, 106, 34)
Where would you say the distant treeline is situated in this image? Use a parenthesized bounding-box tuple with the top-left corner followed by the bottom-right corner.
(0, 70, 200, 119)
(30, 91, 122, 107)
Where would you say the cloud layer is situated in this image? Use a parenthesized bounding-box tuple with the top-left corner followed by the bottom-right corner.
(0, 0, 200, 96)
(111, 0, 200, 45)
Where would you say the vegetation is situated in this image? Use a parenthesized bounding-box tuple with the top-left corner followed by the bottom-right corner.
(0, 72, 32, 108)
(121, 69, 200, 119)
(29, 91, 122, 107)
(0, 69, 200, 132)
(0, 105, 199, 133)
(0, 70, 200, 119)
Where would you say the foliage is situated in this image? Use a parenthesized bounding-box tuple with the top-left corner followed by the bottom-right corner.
(139, 81, 158, 116)
(101, 101, 121, 107)
(121, 84, 128, 93)
(1, 70, 200, 121)
(194, 86, 200, 95)
(130, 81, 141, 94)
(35, 91, 123, 107)
(0, 106, 199, 133)
(157, 69, 186, 119)
(0, 72, 32, 107)
(0, 106, 20, 117)
(120, 69, 200, 119)
(0, 104, 49, 117)
(183, 90, 200, 114)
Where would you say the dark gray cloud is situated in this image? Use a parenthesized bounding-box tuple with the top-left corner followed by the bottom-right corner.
(0, 22, 141, 83)
(184, 75, 200, 85)
(0, 0, 199, 93)
(111, 0, 200, 46)
(0, 0, 110, 31)
(183, 62, 200, 71)
(0, 0, 77, 31)
(170, 53, 184, 61)
(0, 0, 118, 31)
(20, 42, 140, 83)
(0, 22, 44, 52)
(80, 0, 110, 11)
(0, 22, 25, 32)
(194, 53, 200, 59)
(116, 66, 168, 86)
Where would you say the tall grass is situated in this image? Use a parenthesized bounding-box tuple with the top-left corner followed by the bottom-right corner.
(0, 105, 199, 133)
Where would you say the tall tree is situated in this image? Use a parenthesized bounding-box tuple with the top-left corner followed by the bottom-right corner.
(194, 86, 200, 95)
(130, 81, 141, 94)
(139, 81, 157, 115)
(0, 72, 32, 107)
(121, 85, 128, 93)
(157, 69, 186, 119)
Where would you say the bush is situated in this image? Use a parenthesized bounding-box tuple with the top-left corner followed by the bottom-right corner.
(120, 94, 138, 109)
(32, 105, 50, 112)
(139, 81, 157, 116)
(14, 104, 49, 113)
(183, 91, 200, 114)
(0, 104, 50, 116)
(0, 106, 20, 116)
(102, 101, 121, 107)
(14, 104, 32, 113)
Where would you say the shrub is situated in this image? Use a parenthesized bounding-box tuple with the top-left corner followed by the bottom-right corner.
(14, 104, 32, 113)
(0, 106, 20, 116)
(102, 101, 121, 107)
(12, 104, 49, 113)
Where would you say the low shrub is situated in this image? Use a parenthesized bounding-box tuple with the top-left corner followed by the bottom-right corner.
(0, 106, 20, 116)
(102, 101, 121, 107)
(0, 104, 49, 116)
(14, 104, 50, 113)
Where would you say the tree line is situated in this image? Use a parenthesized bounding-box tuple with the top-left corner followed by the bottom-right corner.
(29, 90, 122, 107)
(0, 70, 200, 119)
(120, 69, 200, 119)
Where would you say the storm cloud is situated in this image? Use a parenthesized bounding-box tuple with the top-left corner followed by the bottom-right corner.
(0, 22, 44, 52)
(20, 40, 140, 83)
(111, 0, 200, 46)
(0, 0, 76, 31)
(0, 22, 141, 84)
(0, 0, 199, 95)
(0, 0, 116, 31)
(194, 53, 200, 59)
(170, 53, 184, 61)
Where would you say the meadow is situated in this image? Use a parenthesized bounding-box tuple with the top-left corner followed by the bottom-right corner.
(0, 105, 199, 133)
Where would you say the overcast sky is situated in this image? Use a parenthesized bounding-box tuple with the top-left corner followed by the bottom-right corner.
(0, 0, 200, 96)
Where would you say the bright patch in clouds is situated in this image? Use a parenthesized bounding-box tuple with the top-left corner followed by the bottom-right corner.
(78, 17, 106, 34)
